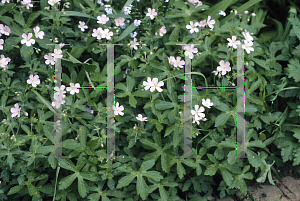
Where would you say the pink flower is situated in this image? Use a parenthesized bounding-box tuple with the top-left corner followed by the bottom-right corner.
(97, 14, 109, 25)
(252, 13, 256, 17)
(44, 53, 55, 65)
(199, 20, 207, 27)
(21, 0, 33, 9)
(114, 17, 125, 27)
(1, 25, 11, 36)
(146, 8, 157, 20)
(0, 39, 4, 50)
(0, 55, 10, 68)
(159, 26, 166, 36)
(136, 114, 147, 122)
(173, 56, 185, 68)
(27, 74, 40, 87)
(168, 56, 176, 66)
(78, 21, 88, 32)
(21, 33, 35, 47)
(217, 60, 231, 75)
(33, 26, 44, 39)
(244, 10, 249, 14)
(2, 0, 10, 4)
(10, 103, 21, 118)
(92, 28, 104, 40)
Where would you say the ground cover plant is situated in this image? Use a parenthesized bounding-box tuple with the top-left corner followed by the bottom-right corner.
(0, 0, 300, 200)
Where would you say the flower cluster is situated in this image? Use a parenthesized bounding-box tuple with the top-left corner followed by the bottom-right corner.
(191, 98, 214, 125)
(186, 16, 215, 33)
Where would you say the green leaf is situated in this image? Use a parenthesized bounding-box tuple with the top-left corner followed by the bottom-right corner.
(61, 11, 97, 20)
(164, 124, 175, 137)
(137, 175, 148, 200)
(129, 95, 137, 108)
(220, 169, 233, 186)
(155, 101, 175, 110)
(213, 102, 230, 112)
(78, 176, 88, 198)
(27, 183, 40, 197)
(286, 58, 300, 82)
(139, 159, 155, 172)
(58, 173, 77, 190)
(245, 149, 262, 168)
(126, 75, 135, 93)
(69, 45, 86, 59)
(148, 60, 168, 72)
(20, 44, 33, 63)
(67, 52, 82, 64)
(31, 89, 56, 113)
(215, 112, 231, 127)
(7, 185, 24, 195)
(3, 36, 21, 51)
(116, 173, 136, 189)
(169, 26, 179, 42)
(80, 171, 98, 181)
(25, 12, 40, 28)
(13, 10, 25, 26)
(260, 70, 281, 77)
(116, 23, 137, 42)
(58, 158, 77, 172)
(204, 164, 218, 176)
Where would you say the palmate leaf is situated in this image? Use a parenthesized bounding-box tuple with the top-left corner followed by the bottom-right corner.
(286, 58, 300, 82)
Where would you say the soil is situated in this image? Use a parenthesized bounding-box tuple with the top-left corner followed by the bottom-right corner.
(214, 164, 300, 201)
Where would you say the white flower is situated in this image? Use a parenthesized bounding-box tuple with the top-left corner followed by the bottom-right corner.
(1, 25, 10, 36)
(66, 83, 80, 95)
(52, 98, 65, 109)
(52, 48, 63, 60)
(21, 33, 35, 47)
(159, 26, 167, 36)
(242, 40, 254, 54)
(21, 0, 33, 9)
(33, 26, 44, 39)
(136, 114, 147, 121)
(112, 102, 124, 116)
(227, 36, 241, 49)
(186, 21, 199, 34)
(78, 21, 88, 32)
(149, 78, 164, 93)
(130, 38, 139, 50)
(92, 28, 103, 40)
(2, 0, 10, 4)
(10, 103, 21, 118)
(218, 10, 226, 16)
(48, 0, 59, 6)
(146, 8, 157, 20)
(191, 105, 205, 120)
(183, 44, 198, 59)
(97, 14, 109, 25)
(130, 31, 137, 38)
(101, 28, 113, 40)
(206, 16, 215, 30)
(202, 98, 213, 108)
(143, 77, 153, 91)
(27, 74, 40, 87)
(134, 19, 141, 26)
(54, 85, 66, 100)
